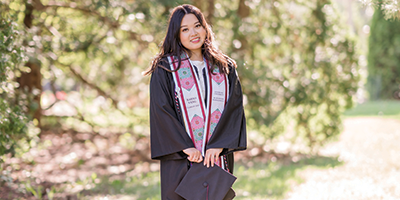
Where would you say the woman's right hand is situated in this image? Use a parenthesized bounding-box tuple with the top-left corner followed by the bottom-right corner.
(183, 148, 203, 163)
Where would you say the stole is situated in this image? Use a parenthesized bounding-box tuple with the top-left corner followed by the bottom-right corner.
(168, 53, 229, 168)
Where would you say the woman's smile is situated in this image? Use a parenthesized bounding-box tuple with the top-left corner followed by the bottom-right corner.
(191, 37, 200, 43)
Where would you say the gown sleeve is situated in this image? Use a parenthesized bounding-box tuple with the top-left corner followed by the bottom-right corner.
(206, 65, 247, 154)
(149, 66, 195, 160)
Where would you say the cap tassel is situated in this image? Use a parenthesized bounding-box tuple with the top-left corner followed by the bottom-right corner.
(206, 185, 209, 200)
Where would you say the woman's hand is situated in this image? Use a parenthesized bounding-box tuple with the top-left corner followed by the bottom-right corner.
(183, 148, 203, 163)
(204, 148, 223, 168)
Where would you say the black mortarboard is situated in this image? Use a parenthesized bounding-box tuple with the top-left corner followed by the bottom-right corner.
(175, 162, 237, 200)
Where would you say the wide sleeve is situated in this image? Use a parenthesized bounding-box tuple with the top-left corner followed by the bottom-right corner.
(206, 65, 247, 154)
(149, 67, 195, 160)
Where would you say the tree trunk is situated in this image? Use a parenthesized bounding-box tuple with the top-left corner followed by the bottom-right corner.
(237, 0, 250, 18)
(233, 0, 250, 52)
(19, 1, 42, 126)
(206, 0, 215, 25)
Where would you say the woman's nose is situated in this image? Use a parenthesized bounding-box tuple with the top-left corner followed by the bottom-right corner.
(190, 28, 198, 36)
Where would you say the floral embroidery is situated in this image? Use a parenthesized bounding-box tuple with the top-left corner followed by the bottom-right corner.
(191, 115, 204, 129)
(178, 67, 191, 79)
(209, 109, 222, 135)
(193, 128, 204, 141)
(211, 68, 224, 85)
(211, 74, 223, 85)
(180, 77, 195, 90)
(209, 123, 217, 135)
(194, 140, 203, 151)
(178, 63, 194, 91)
(210, 109, 222, 123)
(191, 115, 205, 150)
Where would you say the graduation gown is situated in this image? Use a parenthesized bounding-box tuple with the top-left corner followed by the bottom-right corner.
(149, 58, 247, 200)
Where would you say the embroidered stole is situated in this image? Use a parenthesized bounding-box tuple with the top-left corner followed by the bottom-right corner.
(168, 54, 229, 168)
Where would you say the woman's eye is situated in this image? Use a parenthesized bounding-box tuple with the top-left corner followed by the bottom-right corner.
(195, 24, 201, 28)
(182, 28, 188, 32)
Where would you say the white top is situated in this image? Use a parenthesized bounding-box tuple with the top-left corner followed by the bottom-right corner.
(191, 60, 206, 99)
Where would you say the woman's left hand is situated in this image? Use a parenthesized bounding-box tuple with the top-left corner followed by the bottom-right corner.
(203, 148, 223, 168)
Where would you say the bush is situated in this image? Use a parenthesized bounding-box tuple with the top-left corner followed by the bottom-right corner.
(0, 11, 28, 157)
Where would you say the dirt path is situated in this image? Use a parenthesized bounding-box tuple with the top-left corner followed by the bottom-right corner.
(286, 117, 400, 199)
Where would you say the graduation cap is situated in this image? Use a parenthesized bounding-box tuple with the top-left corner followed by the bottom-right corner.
(175, 162, 237, 200)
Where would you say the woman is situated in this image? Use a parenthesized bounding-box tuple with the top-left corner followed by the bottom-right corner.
(145, 4, 246, 200)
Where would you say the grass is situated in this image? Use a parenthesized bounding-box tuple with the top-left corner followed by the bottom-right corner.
(233, 156, 342, 200)
(343, 100, 400, 120)
(79, 171, 161, 200)
(76, 156, 342, 200)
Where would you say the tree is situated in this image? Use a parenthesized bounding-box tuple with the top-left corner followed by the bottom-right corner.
(220, 0, 359, 151)
(3, 0, 359, 154)
(368, 7, 400, 100)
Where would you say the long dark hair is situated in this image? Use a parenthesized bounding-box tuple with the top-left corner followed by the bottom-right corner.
(143, 4, 236, 76)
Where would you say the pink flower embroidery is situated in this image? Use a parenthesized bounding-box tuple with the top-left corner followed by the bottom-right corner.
(210, 110, 222, 124)
(180, 77, 194, 90)
(194, 140, 203, 151)
(191, 115, 204, 130)
(212, 74, 224, 84)
(181, 61, 187, 67)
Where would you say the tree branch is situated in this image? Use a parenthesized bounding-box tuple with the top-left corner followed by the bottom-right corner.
(34, 1, 148, 45)
(55, 61, 119, 109)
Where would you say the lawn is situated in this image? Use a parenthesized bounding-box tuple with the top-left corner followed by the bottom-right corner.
(343, 100, 400, 120)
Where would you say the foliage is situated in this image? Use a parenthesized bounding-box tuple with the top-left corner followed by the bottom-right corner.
(359, 0, 400, 19)
(3, 0, 167, 136)
(25, 182, 44, 200)
(0, 3, 29, 157)
(226, 0, 359, 151)
(368, 7, 400, 100)
(3, 0, 359, 154)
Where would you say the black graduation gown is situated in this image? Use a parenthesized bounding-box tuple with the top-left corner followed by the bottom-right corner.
(149, 59, 247, 200)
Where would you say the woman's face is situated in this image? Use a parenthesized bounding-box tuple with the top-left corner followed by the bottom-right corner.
(179, 14, 206, 55)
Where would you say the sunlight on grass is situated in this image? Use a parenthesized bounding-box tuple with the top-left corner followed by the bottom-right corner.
(344, 100, 400, 120)
(234, 163, 302, 200)
(80, 171, 161, 200)
(234, 156, 342, 200)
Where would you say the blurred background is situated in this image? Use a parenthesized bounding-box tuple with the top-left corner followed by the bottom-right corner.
(1, 0, 400, 199)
